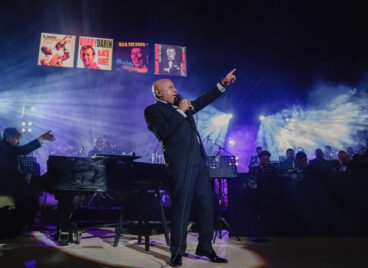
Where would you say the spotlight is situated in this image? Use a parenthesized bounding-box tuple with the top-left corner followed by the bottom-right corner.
(21, 128, 26, 132)
(28, 128, 32, 132)
(282, 114, 292, 122)
(259, 115, 265, 121)
(21, 122, 26, 126)
(235, 156, 239, 160)
(28, 122, 32, 126)
(228, 138, 236, 146)
(228, 113, 233, 119)
(212, 114, 233, 128)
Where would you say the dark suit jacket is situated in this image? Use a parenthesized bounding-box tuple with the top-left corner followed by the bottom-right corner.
(144, 85, 223, 174)
(309, 158, 330, 172)
(0, 139, 41, 200)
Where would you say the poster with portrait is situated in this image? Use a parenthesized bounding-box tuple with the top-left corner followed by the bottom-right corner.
(115, 42, 149, 73)
(154, 44, 187, 77)
(77, 36, 113, 70)
(38, 33, 76, 68)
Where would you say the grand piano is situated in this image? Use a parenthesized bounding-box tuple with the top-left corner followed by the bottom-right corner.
(47, 154, 169, 245)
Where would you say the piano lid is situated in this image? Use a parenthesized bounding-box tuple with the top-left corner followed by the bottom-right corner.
(92, 153, 141, 162)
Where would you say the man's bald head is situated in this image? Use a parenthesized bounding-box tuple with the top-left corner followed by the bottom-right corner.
(152, 79, 171, 94)
(152, 79, 177, 104)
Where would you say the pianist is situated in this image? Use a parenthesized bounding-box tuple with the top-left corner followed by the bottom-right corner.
(0, 127, 55, 239)
(88, 136, 113, 157)
(144, 69, 236, 267)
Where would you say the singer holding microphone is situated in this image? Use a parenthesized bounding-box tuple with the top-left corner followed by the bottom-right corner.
(144, 69, 236, 267)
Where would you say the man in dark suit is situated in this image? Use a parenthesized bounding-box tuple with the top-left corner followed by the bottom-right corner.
(309, 148, 330, 172)
(162, 47, 181, 76)
(144, 69, 236, 267)
(248, 146, 263, 169)
(0, 127, 55, 238)
(281, 148, 297, 170)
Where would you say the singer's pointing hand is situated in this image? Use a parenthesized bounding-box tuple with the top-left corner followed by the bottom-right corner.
(39, 130, 56, 141)
(178, 99, 193, 112)
(221, 68, 237, 86)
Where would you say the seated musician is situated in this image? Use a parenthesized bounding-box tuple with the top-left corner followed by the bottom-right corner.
(249, 150, 277, 173)
(281, 148, 297, 169)
(295, 151, 313, 171)
(309, 148, 329, 171)
(0, 127, 55, 238)
(337, 150, 353, 173)
(88, 136, 112, 157)
(248, 146, 262, 169)
(86, 136, 116, 206)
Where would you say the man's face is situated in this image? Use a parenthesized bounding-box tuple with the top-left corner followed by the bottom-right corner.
(286, 150, 295, 159)
(166, 48, 176, 61)
(41, 45, 52, 55)
(95, 137, 104, 149)
(131, 48, 143, 67)
(297, 156, 308, 168)
(315, 149, 324, 159)
(156, 79, 177, 104)
(260, 155, 270, 166)
(338, 152, 349, 164)
(6, 135, 21, 146)
(80, 48, 95, 67)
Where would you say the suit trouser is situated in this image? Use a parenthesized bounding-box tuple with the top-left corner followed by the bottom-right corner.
(2, 195, 39, 238)
(0, 175, 47, 238)
(170, 161, 214, 255)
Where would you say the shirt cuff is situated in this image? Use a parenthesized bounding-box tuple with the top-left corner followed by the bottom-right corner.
(176, 108, 187, 118)
(217, 82, 226, 93)
(37, 137, 44, 145)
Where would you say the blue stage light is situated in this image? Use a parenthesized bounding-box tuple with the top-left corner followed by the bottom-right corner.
(228, 138, 236, 146)
(256, 88, 368, 159)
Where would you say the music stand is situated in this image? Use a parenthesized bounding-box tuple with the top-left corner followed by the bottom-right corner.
(206, 155, 240, 242)
(19, 156, 39, 175)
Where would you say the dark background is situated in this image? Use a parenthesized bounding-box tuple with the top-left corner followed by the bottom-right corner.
(1, 1, 368, 121)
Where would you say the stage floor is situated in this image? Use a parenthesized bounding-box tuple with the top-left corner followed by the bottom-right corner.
(1, 229, 367, 267)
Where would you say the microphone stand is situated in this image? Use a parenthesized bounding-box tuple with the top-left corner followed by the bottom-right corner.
(207, 136, 235, 157)
(206, 136, 240, 242)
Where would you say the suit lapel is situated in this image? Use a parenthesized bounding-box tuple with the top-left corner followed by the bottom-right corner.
(156, 101, 178, 113)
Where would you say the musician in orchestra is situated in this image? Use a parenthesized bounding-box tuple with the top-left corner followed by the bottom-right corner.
(144, 69, 236, 267)
(309, 148, 330, 171)
(249, 150, 277, 173)
(88, 136, 113, 157)
(0, 127, 55, 238)
(336, 150, 349, 172)
(281, 148, 297, 169)
(88, 136, 104, 157)
(248, 146, 262, 170)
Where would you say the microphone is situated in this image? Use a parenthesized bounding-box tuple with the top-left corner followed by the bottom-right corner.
(175, 94, 194, 111)
(174, 94, 183, 106)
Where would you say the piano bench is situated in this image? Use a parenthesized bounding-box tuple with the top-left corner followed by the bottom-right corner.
(114, 180, 170, 251)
